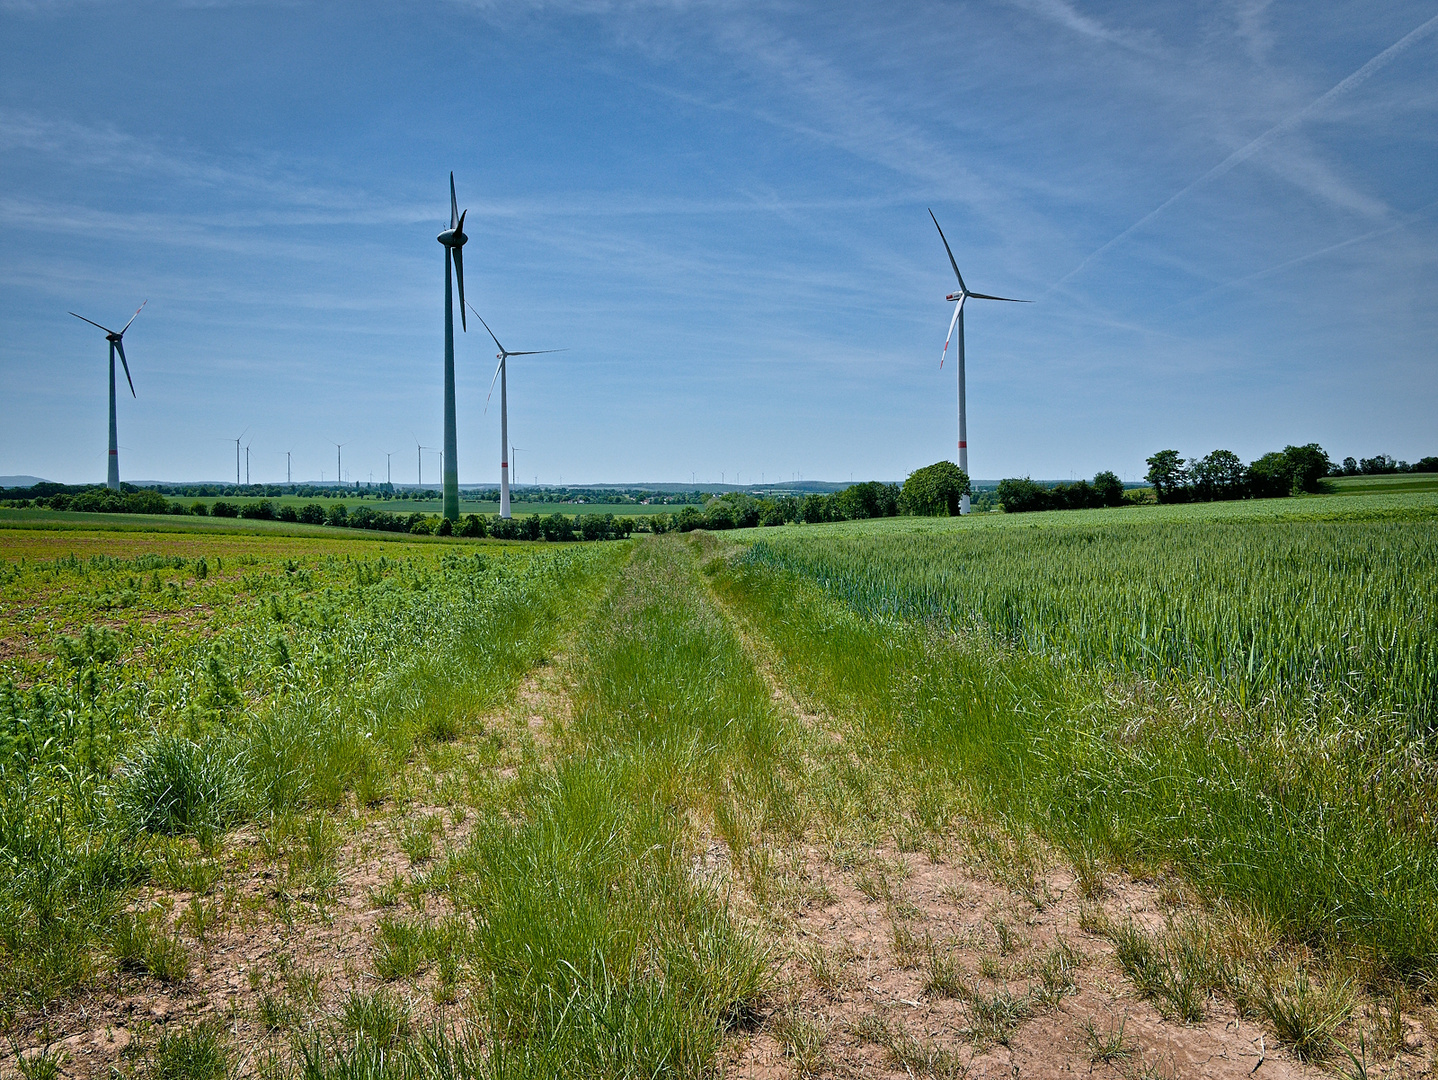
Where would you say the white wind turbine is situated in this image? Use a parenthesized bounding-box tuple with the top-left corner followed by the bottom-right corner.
(469, 304, 565, 519)
(930, 210, 1029, 514)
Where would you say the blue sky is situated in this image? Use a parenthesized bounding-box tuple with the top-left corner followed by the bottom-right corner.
(2, 0, 1435, 486)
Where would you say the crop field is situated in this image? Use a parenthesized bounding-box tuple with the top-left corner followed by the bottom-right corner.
(3, 491, 1437, 1079)
(152, 496, 675, 517)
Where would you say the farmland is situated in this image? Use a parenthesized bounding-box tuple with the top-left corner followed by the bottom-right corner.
(2, 489, 1437, 1079)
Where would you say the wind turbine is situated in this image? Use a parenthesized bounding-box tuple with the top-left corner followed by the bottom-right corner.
(230, 429, 248, 486)
(470, 304, 565, 519)
(69, 300, 145, 490)
(929, 210, 1029, 514)
(511, 447, 527, 490)
(437, 173, 468, 521)
(334, 442, 346, 487)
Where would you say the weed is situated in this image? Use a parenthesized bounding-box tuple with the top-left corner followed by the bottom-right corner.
(178, 896, 218, 941)
(1033, 941, 1080, 1007)
(771, 1008, 827, 1077)
(850, 1009, 893, 1045)
(963, 985, 1031, 1045)
(340, 989, 412, 1047)
(373, 917, 429, 980)
(799, 943, 844, 996)
(115, 736, 244, 837)
(1109, 920, 1208, 1022)
(1082, 1015, 1133, 1063)
(1256, 968, 1355, 1061)
(891, 918, 924, 969)
(924, 948, 965, 998)
(112, 909, 190, 982)
(9, 1038, 64, 1080)
(399, 814, 442, 865)
(885, 1030, 968, 1079)
(152, 1021, 229, 1080)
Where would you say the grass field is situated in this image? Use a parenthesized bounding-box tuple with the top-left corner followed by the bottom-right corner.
(1326, 473, 1438, 495)
(2, 489, 1437, 1078)
(149, 495, 676, 516)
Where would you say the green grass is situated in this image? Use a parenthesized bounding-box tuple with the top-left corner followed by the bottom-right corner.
(0, 527, 623, 1020)
(737, 496, 1438, 721)
(1327, 473, 1438, 495)
(707, 500, 1438, 977)
(9, 489, 1438, 1067)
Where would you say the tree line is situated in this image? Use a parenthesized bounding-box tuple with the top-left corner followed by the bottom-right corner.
(1145, 444, 1331, 503)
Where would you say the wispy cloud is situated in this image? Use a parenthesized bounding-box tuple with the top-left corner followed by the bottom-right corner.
(1050, 10, 1438, 289)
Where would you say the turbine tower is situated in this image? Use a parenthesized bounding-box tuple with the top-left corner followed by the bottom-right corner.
(69, 301, 145, 490)
(470, 305, 564, 519)
(929, 210, 1029, 514)
(511, 447, 527, 490)
(437, 173, 469, 521)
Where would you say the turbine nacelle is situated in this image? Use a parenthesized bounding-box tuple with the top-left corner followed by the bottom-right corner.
(945, 292, 965, 303)
(437, 219, 468, 249)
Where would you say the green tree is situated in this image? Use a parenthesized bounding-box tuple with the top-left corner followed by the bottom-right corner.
(901, 461, 971, 516)
(1144, 450, 1187, 503)
(1283, 444, 1331, 493)
(1092, 470, 1124, 507)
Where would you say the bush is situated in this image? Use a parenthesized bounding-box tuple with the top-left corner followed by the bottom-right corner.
(114, 736, 245, 836)
(210, 501, 238, 518)
(540, 513, 574, 542)
(675, 506, 704, 532)
(238, 500, 275, 520)
(298, 503, 326, 524)
(833, 481, 900, 520)
(703, 504, 736, 531)
(276, 504, 298, 522)
(436, 516, 454, 536)
(459, 514, 486, 538)
(996, 477, 1049, 513)
(901, 461, 970, 516)
(519, 515, 543, 541)
(326, 504, 348, 527)
(1092, 471, 1124, 506)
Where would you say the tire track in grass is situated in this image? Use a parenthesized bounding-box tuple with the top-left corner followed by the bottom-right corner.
(697, 535, 1373, 1078)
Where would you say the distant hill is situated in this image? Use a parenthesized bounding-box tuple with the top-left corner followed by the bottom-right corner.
(0, 476, 49, 488)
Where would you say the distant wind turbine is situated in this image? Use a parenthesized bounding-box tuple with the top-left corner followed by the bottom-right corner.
(437, 173, 468, 521)
(929, 210, 1029, 514)
(470, 304, 565, 519)
(334, 442, 346, 487)
(511, 447, 527, 490)
(69, 300, 146, 490)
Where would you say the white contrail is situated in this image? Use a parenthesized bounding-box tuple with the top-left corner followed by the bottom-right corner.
(1180, 198, 1438, 306)
(1050, 12, 1438, 290)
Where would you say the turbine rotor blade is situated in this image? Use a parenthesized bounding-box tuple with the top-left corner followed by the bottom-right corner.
(482, 356, 504, 415)
(452, 246, 466, 331)
(450, 172, 459, 230)
(940, 300, 963, 368)
(115, 339, 136, 397)
(505, 349, 567, 356)
(468, 304, 505, 355)
(928, 209, 967, 293)
(967, 292, 1031, 303)
(69, 312, 115, 334)
(120, 299, 148, 335)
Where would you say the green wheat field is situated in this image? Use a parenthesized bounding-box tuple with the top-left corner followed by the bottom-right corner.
(2, 488, 1436, 1078)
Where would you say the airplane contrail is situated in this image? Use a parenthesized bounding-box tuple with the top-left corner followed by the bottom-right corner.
(1050, 12, 1438, 291)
